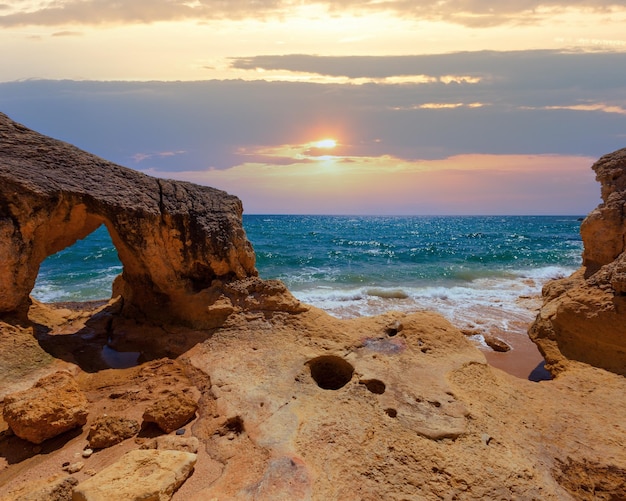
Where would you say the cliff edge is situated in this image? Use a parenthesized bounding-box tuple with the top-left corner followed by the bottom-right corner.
(530, 148, 626, 376)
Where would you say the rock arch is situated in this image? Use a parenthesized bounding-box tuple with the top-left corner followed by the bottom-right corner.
(0, 113, 303, 327)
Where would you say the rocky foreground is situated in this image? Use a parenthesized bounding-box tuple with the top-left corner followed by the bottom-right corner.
(1, 113, 625, 500)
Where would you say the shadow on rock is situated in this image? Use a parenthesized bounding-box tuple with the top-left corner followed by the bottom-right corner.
(28, 299, 215, 373)
(528, 361, 552, 382)
(0, 427, 83, 466)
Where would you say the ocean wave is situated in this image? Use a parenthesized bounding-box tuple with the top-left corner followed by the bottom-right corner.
(365, 288, 409, 299)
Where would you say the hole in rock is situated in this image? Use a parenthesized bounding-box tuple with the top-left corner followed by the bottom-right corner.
(385, 321, 403, 337)
(29, 225, 146, 372)
(307, 355, 354, 390)
(385, 408, 398, 418)
(217, 416, 245, 436)
(33, 225, 122, 305)
(360, 379, 386, 394)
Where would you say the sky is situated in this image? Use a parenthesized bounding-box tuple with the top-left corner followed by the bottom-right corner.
(1, 1, 626, 214)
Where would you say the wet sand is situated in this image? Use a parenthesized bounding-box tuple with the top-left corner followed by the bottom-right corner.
(480, 329, 550, 381)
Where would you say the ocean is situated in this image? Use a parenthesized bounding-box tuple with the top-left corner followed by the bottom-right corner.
(33, 215, 583, 344)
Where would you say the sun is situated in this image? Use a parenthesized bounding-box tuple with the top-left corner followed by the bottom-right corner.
(314, 138, 337, 149)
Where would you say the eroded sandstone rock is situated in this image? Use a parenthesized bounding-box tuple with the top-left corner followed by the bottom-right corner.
(87, 415, 140, 449)
(72, 449, 197, 501)
(2, 371, 88, 444)
(530, 148, 626, 376)
(142, 391, 198, 433)
(0, 112, 305, 328)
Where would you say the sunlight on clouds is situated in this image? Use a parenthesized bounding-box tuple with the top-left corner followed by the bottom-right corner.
(387, 102, 487, 112)
(545, 104, 626, 115)
(2, 4, 626, 81)
(439, 75, 482, 84)
(149, 154, 598, 215)
(239, 139, 344, 163)
(393, 102, 487, 110)
(232, 71, 440, 85)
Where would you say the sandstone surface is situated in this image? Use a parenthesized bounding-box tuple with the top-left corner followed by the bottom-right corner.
(530, 148, 626, 375)
(140, 436, 200, 454)
(2, 371, 88, 444)
(72, 449, 197, 501)
(0, 473, 77, 501)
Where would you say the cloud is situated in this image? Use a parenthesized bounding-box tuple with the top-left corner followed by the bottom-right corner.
(131, 150, 187, 163)
(229, 51, 626, 88)
(51, 30, 82, 36)
(1, 0, 625, 28)
(0, 56, 623, 176)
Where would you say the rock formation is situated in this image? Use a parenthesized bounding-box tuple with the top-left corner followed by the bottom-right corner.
(0, 112, 303, 328)
(2, 371, 88, 444)
(530, 148, 626, 376)
(1, 116, 625, 500)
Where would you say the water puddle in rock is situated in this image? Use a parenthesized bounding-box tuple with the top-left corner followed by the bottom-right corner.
(101, 345, 140, 369)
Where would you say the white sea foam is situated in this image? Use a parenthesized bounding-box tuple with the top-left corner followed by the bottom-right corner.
(293, 265, 577, 338)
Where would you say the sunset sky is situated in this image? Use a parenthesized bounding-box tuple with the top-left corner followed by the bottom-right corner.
(1, 1, 626, 214)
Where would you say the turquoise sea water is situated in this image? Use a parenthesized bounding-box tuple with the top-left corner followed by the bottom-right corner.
(33, 215, 583, 340)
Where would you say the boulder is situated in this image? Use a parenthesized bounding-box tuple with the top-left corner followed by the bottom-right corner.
(0, 112, 305, 328)
(2, 371, 88, 444)
(71, 449, 197, 501)
(142, 391, 198, 433)
(530, 148, 626, 376)
(87, 415, 140, 449)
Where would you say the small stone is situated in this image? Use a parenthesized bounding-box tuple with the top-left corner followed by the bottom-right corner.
(176, 428, 185, 435)
(482, 433, 492, 446)
(82, 448, 94, 458)
(84, 469, 97, 476)
(484, 335, 511, 353)
(64, 461, 85, 473)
